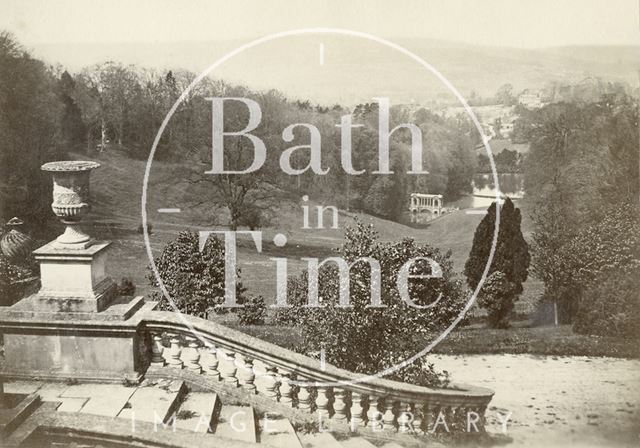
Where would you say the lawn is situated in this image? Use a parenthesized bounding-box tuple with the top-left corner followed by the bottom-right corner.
(431, 322, 639, 358)
(228, 320, 639, 359)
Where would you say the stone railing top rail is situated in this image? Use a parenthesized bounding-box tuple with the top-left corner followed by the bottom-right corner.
(141, 310, 494, 406)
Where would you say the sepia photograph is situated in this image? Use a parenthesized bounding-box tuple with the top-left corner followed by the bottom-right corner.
(0, 1, 638, 447)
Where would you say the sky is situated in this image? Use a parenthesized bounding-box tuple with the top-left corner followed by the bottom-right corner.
(1, 0, 639, 48)
(1, 0, 638, 105)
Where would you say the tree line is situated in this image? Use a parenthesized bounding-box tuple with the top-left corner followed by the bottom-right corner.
(0, 31, 478, 229)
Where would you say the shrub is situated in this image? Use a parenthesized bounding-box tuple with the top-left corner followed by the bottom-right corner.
(0, 255, 35, 306)
(117, 277, 136, 296)
(573, 267, 640, 340)
(477, 271, 517, 328)
(137, 222, 153, 234)
(237, 208, 263, 230)
(237, 295, 267, 325)
(283, 220, 465, 387)
(148, 230, 247, 318)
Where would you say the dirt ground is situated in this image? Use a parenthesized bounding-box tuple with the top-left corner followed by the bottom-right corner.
(432, 354, 640, 447)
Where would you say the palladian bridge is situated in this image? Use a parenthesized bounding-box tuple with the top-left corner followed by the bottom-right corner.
(409, 193, 443, 215)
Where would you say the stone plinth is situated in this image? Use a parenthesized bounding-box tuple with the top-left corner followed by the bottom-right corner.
(31, 241, 115, 313)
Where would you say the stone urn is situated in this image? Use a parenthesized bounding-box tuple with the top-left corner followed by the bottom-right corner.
(0, 217, 35, 262)
(41, 161, 100, 247)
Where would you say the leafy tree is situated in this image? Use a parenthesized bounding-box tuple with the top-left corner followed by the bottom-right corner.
(495, 83, 516, 106)
(445, 135, 476, 198)
(58, 71, 85, 149)
(283, 220, 466, 387)
(74, 67, 108, 150)
(464, 198, 530, 327)
(562, 203, 639, 291)
(573, 266, 640, 340)
(182, 88, 296, 229)
(494, 149, 519, 173)
(0, 31, 65, 223)
(148, 231, 247, 318)
(547, 203, 640, 325)
(523, 97, 639, 322)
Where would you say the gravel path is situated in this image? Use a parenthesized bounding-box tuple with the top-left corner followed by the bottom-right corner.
(432, 354, 640, 447)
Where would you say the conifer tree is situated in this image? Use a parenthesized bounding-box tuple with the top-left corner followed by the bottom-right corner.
(464, 198, 530, 327)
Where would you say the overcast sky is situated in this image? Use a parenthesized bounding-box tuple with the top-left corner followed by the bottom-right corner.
(1, 0, 639, 48)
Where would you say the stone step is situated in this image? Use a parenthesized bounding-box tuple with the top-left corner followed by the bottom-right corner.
(340, 436, 379, 448)
(380, 442, 406, 448)
(3, 381, 42, 395)
(214, 405, 257, 444)
(117, 381, 186, 424)
(56, 397, 88, 412)
(174, 392, 219, 434)
(0, 393, 40, 437)
(35, 383, 70, 402)
(61, 384, 138, 418)
(260, 414, 302, 447)
(298, 432, 343, 448)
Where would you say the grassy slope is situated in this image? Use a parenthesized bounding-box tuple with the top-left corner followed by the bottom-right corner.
(82, 149, 542, 309)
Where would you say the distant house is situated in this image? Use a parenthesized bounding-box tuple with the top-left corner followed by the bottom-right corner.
(499, 121, 514, 138)
(477, 138, 529, 155)
(518, 90, 543, 109)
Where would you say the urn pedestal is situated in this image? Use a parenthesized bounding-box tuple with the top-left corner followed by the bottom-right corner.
(0, 161, 152, 384)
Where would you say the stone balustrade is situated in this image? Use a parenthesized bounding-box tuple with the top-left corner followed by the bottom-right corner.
(141, 311, 493, 434)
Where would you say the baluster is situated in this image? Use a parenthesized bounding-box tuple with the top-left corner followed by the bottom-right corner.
(423, 403, 434, 433)
(412, 403, 424, 434)
(444, 406, 454, 432)
(397, 402, 412, 433)
(477, 404, 487, 431)
(297, 384, 312, 412)
(181, 336, 202, 372)
(453, 405, 465, 432)
(200, 344, 220, 379)
(149, 332, 165, 366)
(430, 405, 448, 433)
(367, 395, 382, 431)
(332, 388, 349, 423)
(263, 366, 279, 400)
(350, 392, 365, 430)
(382, 398, 397, 431)
(235, 354, 256, 393)
(218, 348, 238, 386)
(254, 360, 278, 399)
(278, 369, 294, 406)
(315, 387, 331, 419)
(164, 333, 183, 369)
(252, 359, 267, 394)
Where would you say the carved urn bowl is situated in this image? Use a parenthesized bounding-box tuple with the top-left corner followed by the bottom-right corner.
(41, 161, 100, 246)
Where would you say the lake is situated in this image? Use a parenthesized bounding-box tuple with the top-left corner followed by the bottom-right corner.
(401, 173, 525, 226)
(451, 172, 525, 209)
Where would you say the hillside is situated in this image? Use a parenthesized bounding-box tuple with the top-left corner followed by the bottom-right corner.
(79, 150, 539, 311)
(29, 39, 640, 105)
